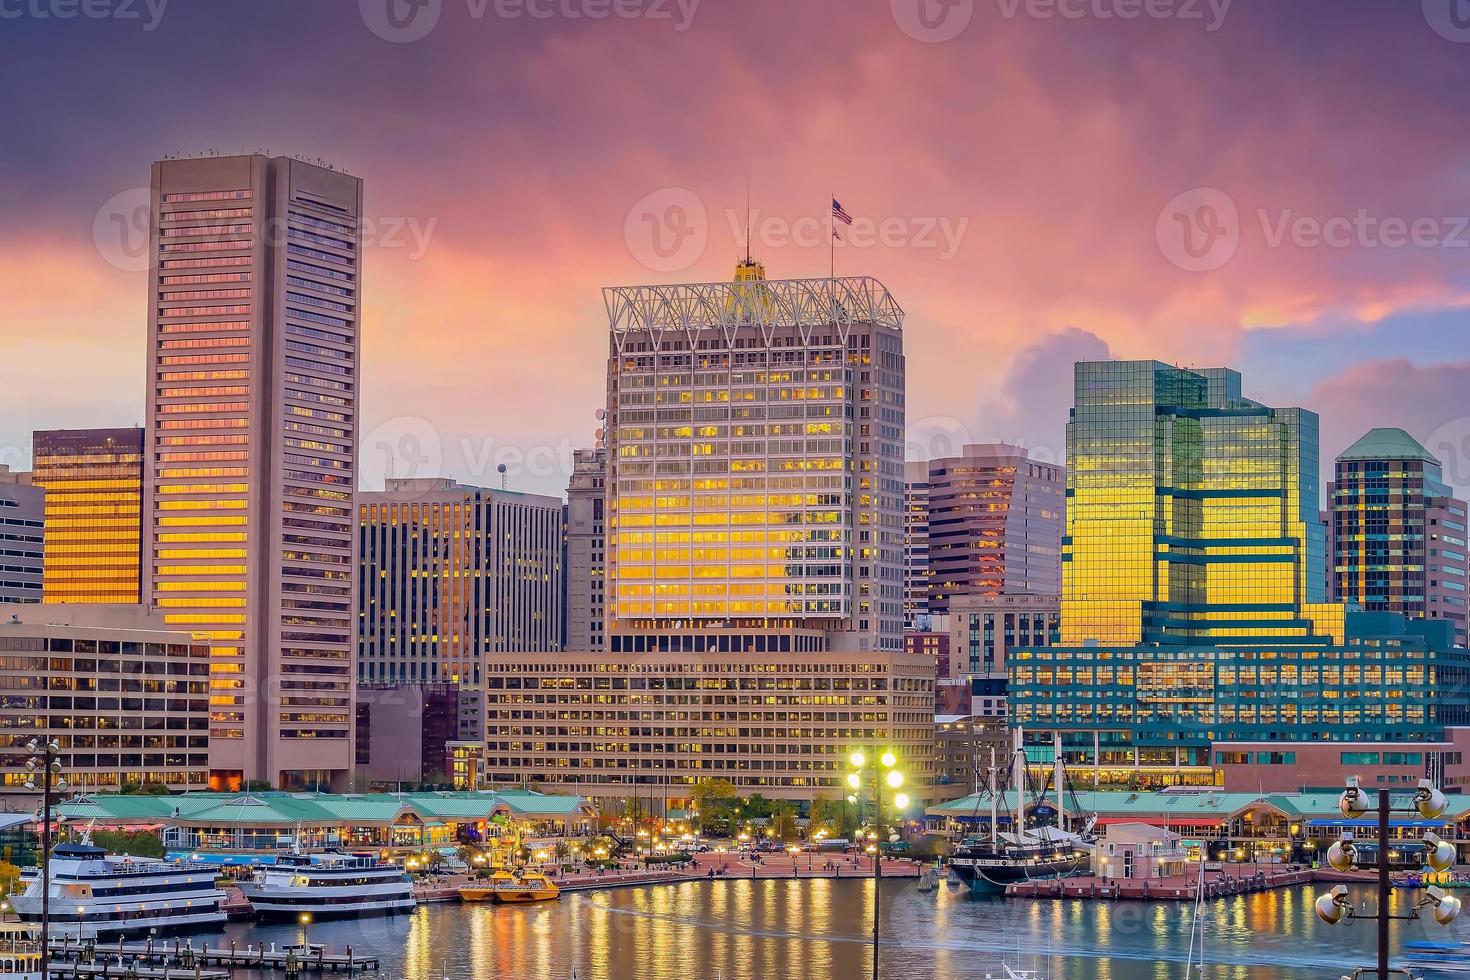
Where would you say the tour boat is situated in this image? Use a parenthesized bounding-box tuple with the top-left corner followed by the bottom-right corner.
(237, 851, 416, 919)
(459, 870, 516, 902)
(11, 842, 228, 938)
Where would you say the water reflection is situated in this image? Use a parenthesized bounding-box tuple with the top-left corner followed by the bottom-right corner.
(200, 879, 1470, 980)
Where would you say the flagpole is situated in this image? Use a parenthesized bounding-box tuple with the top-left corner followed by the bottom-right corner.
(829, 191, 835, 281)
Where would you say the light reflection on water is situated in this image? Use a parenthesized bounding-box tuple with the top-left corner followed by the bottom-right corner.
(192, 879, 1470, 980)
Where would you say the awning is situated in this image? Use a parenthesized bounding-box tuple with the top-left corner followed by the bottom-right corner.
(1096, 817, 1223, 828)
(167, 851, 277, 866)
(1306, 819, 1444, 829)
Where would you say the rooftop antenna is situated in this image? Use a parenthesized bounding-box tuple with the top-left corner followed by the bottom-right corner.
(497, 463, 508, 491)
(744, 172, 752, 264)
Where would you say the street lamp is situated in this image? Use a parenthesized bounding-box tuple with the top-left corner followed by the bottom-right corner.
(847, 750, 904, 980)
(25, 738, 65, 980)
(1316, 776, 1458, 980)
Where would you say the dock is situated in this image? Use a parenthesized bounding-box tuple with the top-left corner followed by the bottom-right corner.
(1006, 866, 1324, 901)
(48, 937, 380, 974)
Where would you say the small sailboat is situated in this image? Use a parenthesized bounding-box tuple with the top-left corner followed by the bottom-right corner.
(1185, 850, 1207, 979)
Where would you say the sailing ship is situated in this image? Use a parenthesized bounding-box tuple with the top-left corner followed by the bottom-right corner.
(946, 729, 1095, 895)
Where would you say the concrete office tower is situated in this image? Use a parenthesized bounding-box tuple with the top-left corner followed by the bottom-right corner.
(0, 467, 43, 604)
(923, 443, 1064, 614)
(602, 262, 907, 653)
(903, 458, 931, 625)
(33, 428, 144, 604)
(564, 446, 607, 652)
(1330, 428, 1469, 646)
(1062, 361, 1333, 647)
(357, 478, 565, 687)
(144, 155, 360, 791)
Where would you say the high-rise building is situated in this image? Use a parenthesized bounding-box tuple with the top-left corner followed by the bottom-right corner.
(923, 443, 1063, 614)
(903, 458, 931, 624)
(32, 428, 144, 604)
(1330, 427, 1469, 646)
(357, 478, 564, 687)
(1062, 361, 1332, 646)
(0, 607, 212, 795)
(144, 154, 360, 791)
(602, 262, 906, 653)
(1007, 361, 1470, 789)
(0, 466, 43, 604)
(564, 446, 607, 652)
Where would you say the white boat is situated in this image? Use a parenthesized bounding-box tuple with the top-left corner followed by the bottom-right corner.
(11, 842, 227, 939)
(238, 851, 415, 919)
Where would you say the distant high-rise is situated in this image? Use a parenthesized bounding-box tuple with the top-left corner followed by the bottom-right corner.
(1062, 360, 1332, 646)
(145, 154, 360, 791)
(564, 446, 607, 651)
(903, 459, 931, 624)
(1330, 427, 1469, 646)
(923, 443, 1063, 614)
(33, 427, 144, 604)
(0, 466, 43, 604)
(603, 262, 906, 652)
(357, 478, 565, 686)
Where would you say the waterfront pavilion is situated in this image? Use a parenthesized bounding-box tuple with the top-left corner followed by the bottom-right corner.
(926, 789, 1470, 864)
(55, 790, 596, 857)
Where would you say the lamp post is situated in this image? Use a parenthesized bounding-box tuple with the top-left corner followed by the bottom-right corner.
(846, 750, 909, 980)
(1316, 777, 1458, 980)
(25, 738, 66, 980)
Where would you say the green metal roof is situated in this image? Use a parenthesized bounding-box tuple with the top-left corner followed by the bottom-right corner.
(57, 789, 591, 827)
(1337, 427, 1438, 464)
(927, 790, 1350, 822)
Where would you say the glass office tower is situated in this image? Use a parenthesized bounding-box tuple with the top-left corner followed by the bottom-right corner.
(33, 427, 144, 604)
(1062, 360, 1334, 646)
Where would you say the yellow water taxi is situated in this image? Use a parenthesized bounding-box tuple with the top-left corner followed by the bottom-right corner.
(492, 871, 560, 903)
(459, 870, 517, 902)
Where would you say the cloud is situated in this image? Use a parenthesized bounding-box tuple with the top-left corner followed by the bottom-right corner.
(1307, 359, 1470, 497)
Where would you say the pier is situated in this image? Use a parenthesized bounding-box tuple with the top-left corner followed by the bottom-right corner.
(48, 937, 380, 974)
(1005, 866, 1363, 901)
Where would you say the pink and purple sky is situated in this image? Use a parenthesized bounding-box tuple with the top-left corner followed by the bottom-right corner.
(3, 0, 1469, 497)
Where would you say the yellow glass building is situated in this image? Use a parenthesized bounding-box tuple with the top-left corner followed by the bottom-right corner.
(33, 427, 144, 604)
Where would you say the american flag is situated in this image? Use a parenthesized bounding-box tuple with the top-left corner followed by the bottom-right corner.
(831, 198, 853, 225)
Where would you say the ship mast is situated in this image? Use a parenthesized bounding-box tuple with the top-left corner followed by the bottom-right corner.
(1054, 731, 1066, 833)
(1011, 726, 1026, 834)
(988, 747, 999, 844)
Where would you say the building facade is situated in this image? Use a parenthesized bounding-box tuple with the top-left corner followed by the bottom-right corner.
(1329, 427, 1469, 646)
(924, 443, 1063, 614)
(564, 446, 607, 652)
(357, 478, 564, 687)
(354, 682, 471, 789)
(903, 458, 931, 625)
(144, 154, 360, 791)
(0, 468, 43, 605)
(480, 650, 937, 803)
(32, 428, 144, 605)
(945, 593, 1060, 718)
(603, 264, 906, 654)
(0, 610, 212, 795)
(1062, 361, 1331, 646)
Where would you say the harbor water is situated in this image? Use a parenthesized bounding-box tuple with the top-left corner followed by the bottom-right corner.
(132, 877, 1470, 980)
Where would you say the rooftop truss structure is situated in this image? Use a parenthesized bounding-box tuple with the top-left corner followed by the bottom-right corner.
(603, 276, 904, 351)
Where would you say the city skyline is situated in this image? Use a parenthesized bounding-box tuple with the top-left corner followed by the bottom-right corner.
(3, 1, 1470, 501)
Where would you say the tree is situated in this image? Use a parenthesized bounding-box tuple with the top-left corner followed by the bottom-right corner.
(91, 830, 165, 859)
(740, 794, 775, 820)
(771, 803, 799, 843)
(690, 779, 737, 832)
(0, 861, 20, 898)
